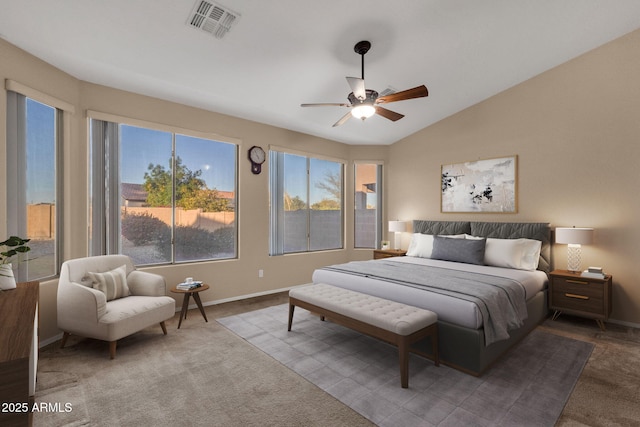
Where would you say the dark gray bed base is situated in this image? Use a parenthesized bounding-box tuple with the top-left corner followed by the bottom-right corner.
(413, 291, 547, 376)
(410, 220, 552, 376)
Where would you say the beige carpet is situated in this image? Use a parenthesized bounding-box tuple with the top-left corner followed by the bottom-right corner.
(34, 298, 373, 427)
(538, 316, 640, 427)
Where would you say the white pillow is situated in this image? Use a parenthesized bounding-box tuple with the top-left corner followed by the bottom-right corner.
(406, 233, 465, 258)
(483, 238, 542, 271)
(406, 233, 435, 258)
(519, 239, 542, 271)
(464, 234, 484, 240)
(484, 238, 524, 269)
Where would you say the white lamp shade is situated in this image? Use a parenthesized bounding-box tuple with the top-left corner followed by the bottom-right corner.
(555, 227, 594, 245)
(388, 221, 406, 232)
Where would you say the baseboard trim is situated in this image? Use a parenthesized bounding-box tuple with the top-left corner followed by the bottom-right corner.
(608, 318, 640, 329)
(176, 283, 310, 313)
(40, 332, 64, 349)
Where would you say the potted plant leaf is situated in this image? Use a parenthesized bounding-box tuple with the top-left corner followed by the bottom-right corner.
(0, 236, 31, 290)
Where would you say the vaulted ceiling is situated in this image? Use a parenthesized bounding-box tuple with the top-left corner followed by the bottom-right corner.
(1, 0, 639, 145)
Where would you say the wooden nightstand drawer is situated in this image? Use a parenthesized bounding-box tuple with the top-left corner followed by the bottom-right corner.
(551, 289, 604, 315)
(551, 277, 604, 299)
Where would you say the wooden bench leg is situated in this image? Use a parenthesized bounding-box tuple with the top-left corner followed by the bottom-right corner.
(288, 303, 295, 331)
(399, 324, 439, 388)
(398, 336, 409, 388)
(433, 326, 440, 367)
(160, 321, 168, 335)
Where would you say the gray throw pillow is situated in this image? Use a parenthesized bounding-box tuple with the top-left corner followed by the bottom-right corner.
(432, 235, 486, 265)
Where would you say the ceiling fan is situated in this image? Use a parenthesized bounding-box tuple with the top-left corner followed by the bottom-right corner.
(301, 40, 429, 127)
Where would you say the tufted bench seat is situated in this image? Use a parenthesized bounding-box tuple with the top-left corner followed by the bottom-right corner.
(288, 283, 438, 388)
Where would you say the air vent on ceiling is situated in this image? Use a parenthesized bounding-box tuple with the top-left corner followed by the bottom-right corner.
(187, 0, 240, 39)
(379, 87, 397, 97)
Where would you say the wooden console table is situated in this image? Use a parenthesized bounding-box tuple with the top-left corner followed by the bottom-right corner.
(0, 281, 39, 427)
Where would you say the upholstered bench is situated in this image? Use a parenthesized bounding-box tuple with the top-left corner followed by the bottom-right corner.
(288, 283, 438, 388)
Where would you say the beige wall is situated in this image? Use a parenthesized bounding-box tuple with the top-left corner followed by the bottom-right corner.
(389, 29, 640, 325)
(0, 39, 387, 343)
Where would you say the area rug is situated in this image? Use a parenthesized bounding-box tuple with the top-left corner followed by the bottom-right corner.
(218, 304, 594, 427)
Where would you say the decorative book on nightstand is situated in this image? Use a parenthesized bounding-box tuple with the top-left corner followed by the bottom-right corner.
(549, 269, 612, 331)
(373, 249, 407, 260)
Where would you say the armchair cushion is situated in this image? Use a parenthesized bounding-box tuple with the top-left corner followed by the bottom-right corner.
(89, 264, 130, 301)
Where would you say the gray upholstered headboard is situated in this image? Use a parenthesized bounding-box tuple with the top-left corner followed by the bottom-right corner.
(412, 220, 551, 273)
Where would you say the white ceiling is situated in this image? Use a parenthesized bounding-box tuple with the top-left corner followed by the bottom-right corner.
(1, 0, 640, 145)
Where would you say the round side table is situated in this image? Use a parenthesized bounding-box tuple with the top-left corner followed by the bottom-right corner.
(170, 284, 210, 329)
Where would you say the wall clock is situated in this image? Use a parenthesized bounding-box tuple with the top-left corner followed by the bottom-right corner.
(248, 145, 266, 174)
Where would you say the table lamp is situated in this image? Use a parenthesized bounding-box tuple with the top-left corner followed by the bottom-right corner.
(388, 221, 406, 250)
(555, 227, 594, 272)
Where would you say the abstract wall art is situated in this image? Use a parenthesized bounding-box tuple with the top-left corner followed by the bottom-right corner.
(441, 155, 517, 213)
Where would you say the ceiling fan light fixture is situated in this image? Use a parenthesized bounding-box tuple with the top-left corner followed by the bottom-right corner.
(351, 104, 376, 120)
(301, 40, 428, 127)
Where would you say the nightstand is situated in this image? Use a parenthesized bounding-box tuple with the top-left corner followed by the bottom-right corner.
(549, 269, 612, 331)
(373, 249, 407, 260)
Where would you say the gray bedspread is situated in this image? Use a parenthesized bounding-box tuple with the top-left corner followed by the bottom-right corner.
(320, 260, 528, 345)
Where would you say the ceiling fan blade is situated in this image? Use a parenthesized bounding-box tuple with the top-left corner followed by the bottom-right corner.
(375, 85, 428, 104)
(375, 106, 404, 122)
(301, 103, 350, 107)
(346, 77, 366, 101)
(332, 111, 353, 127)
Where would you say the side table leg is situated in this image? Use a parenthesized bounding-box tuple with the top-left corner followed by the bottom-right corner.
(193, 292, 208, 322)
(288, 303, 295, 331)
(178, 293, 191, 329)
(596, 319, 606, 331)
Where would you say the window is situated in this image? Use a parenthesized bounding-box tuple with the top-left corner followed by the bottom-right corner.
(354, 163, 383, 248)
(6, 92, 63, 281)
(270, 150, 344, 255)
(90, 119, 237, 265)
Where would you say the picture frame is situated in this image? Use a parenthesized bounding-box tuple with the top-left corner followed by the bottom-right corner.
(441, 155, 518, 213)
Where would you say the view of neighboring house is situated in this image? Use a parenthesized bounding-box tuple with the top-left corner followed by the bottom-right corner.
(121, 183, 148, 207)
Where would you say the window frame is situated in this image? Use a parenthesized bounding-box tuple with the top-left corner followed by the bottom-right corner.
(269, 147, 345, 256)
(88, 111, 239, 266)
(5, 81, 72, 282)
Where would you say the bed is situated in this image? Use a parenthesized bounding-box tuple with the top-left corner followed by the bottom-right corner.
(312, 220, 551, 376)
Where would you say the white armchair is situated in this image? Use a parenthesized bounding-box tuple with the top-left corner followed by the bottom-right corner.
(57, 255, 175, 359)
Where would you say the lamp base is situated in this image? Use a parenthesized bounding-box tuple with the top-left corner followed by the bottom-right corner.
(394, 232, 401, 250)
(567, 244, 582, 272)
